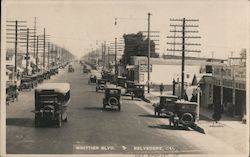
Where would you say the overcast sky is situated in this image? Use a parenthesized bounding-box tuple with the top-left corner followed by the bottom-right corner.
(4, 0, 249, 59)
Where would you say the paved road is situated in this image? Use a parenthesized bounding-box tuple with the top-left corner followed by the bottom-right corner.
(6, 62, 240, 155)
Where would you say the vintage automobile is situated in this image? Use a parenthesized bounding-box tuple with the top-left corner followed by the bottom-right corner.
(153, 95, 197, 126)
(6, 82, 18, 104)
(88, 75, 97, 84)
(25, 75, 38, 87)
(96, 79, 106, 92)
(19, 77, 34, 90)
(125, 81, 135, 94)
(50, 66, 59, 75)
(68, 65, 74, 72)
(43, 70, 51, 80)
(103, 86, 121, 111)
(34, 83, 70, 127)
(117, 76, 126, 87)
(131, 83, 145, 99)
(153, 95, 178, 116)
(36, 72, 44, 83)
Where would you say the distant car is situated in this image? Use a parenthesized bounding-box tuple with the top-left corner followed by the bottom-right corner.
(88, 75, 97, 84)
(96, 79, 106, 92)
(103, 86, 121, 111)
(131, 83, 145, 99)
(68, 65, 74, 72)
(19, 77, 33, 91)
(6, 83, 18, 103)
(117, 76, 126, 87)
(125, 81, 135, 94)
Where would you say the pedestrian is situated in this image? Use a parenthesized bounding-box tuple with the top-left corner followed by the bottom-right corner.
(212, 103, 222, 123)
(159, 83, 164, 95)
(17, 71, 20, 80)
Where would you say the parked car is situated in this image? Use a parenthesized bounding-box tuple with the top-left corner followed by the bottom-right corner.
(6, 82, 18, 104)
(19, 77, 33, 90)
(153, 95, 197, 126)
(125, 81, 135, 94)
(68, 65, 74, 72)
(50, 66, 59, 75)
(34, 83, 70, 127)
(36, 72, 44, 83)
(43, 70, 51, 80)
(88, 75, 97, 84)
(103, 86, 121, 111)
(23, 75, 38, 88)
(131, 83, 145, 99)
(96, 79, 106, 92)
(117, 76, 126, 87)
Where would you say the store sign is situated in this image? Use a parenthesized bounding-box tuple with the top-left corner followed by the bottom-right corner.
(140, 64, 152, 72)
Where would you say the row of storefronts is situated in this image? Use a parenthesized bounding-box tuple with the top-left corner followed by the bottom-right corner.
(124, 55, 246, 118)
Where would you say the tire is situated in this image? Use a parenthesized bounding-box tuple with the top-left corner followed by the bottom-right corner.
(108, 97, 119, 106)
(181, 113, 194, 126)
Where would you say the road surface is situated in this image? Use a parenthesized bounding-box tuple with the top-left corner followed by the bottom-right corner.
(6, 62, 240, 155)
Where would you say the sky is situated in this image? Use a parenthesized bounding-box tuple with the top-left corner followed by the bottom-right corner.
(3, 0, 249, 59)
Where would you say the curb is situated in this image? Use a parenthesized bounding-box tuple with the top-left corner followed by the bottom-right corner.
(142, 97, 151, 103)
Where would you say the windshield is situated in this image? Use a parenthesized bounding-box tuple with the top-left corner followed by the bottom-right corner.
(38, 95, 58, 102)
(108, 89, 119, 94)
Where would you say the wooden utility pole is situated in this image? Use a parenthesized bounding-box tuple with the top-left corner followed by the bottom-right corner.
(115, 37, 118, 77)
(47, 42, 50, 69)
(181, 18, 186, 99)
(14, 21, 18, 76)
(36, 35, 39, 72)
(42, 30, 45, 68)
(167, 18, 201, 99)
(6, 20, 27, 82)
(147, 12, 151, 93)
(25, 28, 29, 75)
(107, 46, 110, 69)
(103, 41, 106, 68)
(33, 17, 37, 58)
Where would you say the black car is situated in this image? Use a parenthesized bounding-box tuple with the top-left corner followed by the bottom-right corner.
(96, 79, 106, 92)
(103, 85, 121, 111)
(68, 65, 74, 72)
(117, 76, 126, 87)
(34, 83, 70, 127)
(88, 75, 97, 84)
(6, 83, 18, 104)
(131, 83, 145, 99)
(153, 95, 197, 127)
(19, 77, 33, 90)
(125, 81, 135, 94)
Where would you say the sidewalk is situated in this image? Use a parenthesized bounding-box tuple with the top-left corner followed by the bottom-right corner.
(144, 91, 247, 154)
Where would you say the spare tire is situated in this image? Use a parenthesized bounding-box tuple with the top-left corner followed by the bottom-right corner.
(181, 113, 194, 126)
(108, 97, 118, 106)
